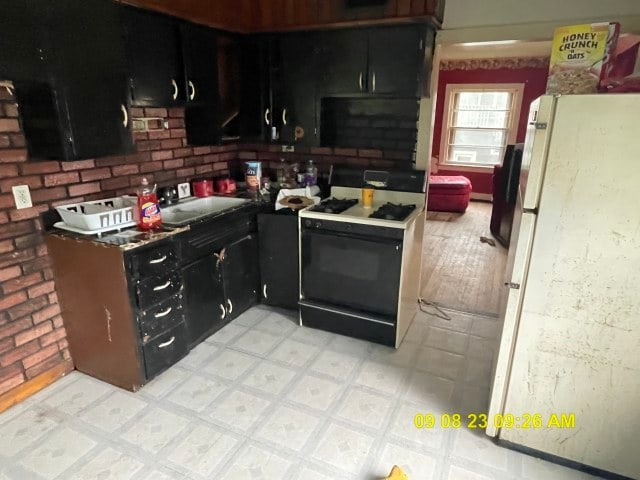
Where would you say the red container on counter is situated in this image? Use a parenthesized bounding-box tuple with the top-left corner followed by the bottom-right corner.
(192, 178, 214, 197)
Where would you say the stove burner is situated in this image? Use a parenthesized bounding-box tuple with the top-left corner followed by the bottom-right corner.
(310, 197, 358, 214)
(369, 202, 416, 221)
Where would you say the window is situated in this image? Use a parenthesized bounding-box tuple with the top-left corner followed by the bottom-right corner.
(439, 84, 524, 168)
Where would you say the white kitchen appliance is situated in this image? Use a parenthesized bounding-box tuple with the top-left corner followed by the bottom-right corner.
(487, 94, 640, 479)
(298, 167, 426, 348)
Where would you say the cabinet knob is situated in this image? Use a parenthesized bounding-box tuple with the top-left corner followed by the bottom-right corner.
(188, 80, 196, 101)
(120, 104, 129, 128)
(158, 336, 176, 349)
(282, 108, 288, 126)
(263, 284, 268, 299)
(171, 79, 178, 100)
(227, 299, 233, 314)
(264, 108, 270, 126)
(358, 72, 363, 92)
(153, 280, 171, 291)
(220, 304, 226, 320)
(154, 306, 172, 318)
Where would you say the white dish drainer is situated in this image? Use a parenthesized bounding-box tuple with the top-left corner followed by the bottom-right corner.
(55, 196, 137, 235)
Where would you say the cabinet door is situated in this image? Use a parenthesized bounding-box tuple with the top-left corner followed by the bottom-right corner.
(182, 254, 226, 345)
(122, 7, 183, 107)
(181, 22, 219, 107)
(317, 29, 368, 95)
(238, 35, 268, 140)
(222, 233, 260, 321)
(0, 2, 42, 82)
(367, 25, 426, 96)
(258, 214, 299, 310)
(278, 33, 320, 146)
(43, 0, 133, 160)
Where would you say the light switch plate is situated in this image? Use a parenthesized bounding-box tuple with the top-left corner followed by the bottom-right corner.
(281, 145, 295, 152)
(177, 182, 191, 199)
(12, 185, 32, 209)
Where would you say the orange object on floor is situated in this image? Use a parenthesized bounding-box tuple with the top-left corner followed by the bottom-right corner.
(384, 465, 409, 480)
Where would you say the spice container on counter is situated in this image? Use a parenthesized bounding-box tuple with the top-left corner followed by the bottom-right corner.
(245, 161, 262, 191)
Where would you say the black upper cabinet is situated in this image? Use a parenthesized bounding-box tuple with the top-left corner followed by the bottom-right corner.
(121, 7, 183, 107)
(0, 2, 42, 82)
(15, 0, 133, 160)
(181, 23, 219, 107)
(318, 29, 368, 96)
(367, 25, 427, 96)
(238, 36, 267, 140)
(279, 32, 321, 146)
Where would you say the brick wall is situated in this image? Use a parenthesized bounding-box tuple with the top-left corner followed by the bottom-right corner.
(0, 84, 235, 400)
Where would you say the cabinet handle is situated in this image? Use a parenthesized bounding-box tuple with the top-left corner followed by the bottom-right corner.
(282, 108, 287, 126)
(188, 80, 196, 101)
(220, 304, 226, 320)
(153, 280, 171, 291)
(158, 336, 175, 348)
(154, 306, 172, 318)
(120, 104, 128, 127)
(171, 79, 178, 100)
(358, 72, 363, 91)
(149, 255, 167, 265)
(264, 108, 270, 126)
(227, 299, 233, 314)
(372, 72, 376, 93)
(263, 284, 268, 299)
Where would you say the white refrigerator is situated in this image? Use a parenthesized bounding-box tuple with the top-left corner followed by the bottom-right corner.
(487, 94, 640, 479)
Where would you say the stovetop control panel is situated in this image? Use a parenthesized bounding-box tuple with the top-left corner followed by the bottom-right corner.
(302, 218, 404, 240)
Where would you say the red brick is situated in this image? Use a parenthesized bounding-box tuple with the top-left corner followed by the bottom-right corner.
(0, 164, 18, 177)
(193, 146, 211, 155)
(52, 315, 64, 329)
(68, 182, 100, 197)
(0, 266, 21, 282)
(168, 108, 185, 118)
(154, 171, 177, 183)
(61, 348, 71, 361)
(94, 155, 126, 168)
(137, 140, 162, 151)
(48, 292, 58, 304)
(203, 154, 220, 163)
(0, 89, 14, 100)
(0, 292, 28, 314)
(32, 304, 61, 324)
(0, 149, 27, 163)
(238, 151, 257, 160)
(140, 161, 163, 173)
(21, 255, 50, 275)
(25, 352, 65, 379)
(126, 151, 152, 163)
(195, 165, 214, 175)
(0, 135, 10, 148)
(10, 134, 26, 148)
(160, 138, 182, 149)
(0, 240, 14, 254)
(3, 103, 19, 117)
(130, 107, 144, 117)
(144, 108, 167, 117)
(0, 175, 41, 192)
(213, 163, 228, 172)
(2, 272, 42, 295)
(0, 363, 22, 383)
(79, 168, 110, 182)
(14, 321, 53, 347)
(44, 171, 80, 187)
(111, 164, 139, 176)
(0, 220, 32, 241)
(38, 328, 66, 348)
(22, 343, 59, 369)
(170, 128, 186, 138)
(147, 129, 171, 140)
(0, 316, 32, 341)
(0, 339, 39, 367)
(0, 370, 24, 395)
(167, 118, 185, 129)
(173, 147, 193, 158)
(175, 167, 195, 178)
(151, 150, 173, 161)
(20, 161, 61, 175)
(163, 158, 184, 170)
(14, 233, 41, 250)
(9, 205, 47, 222)
(6, 296, 48, 323)
(133, 131, 148, 142)
(0, 337, 13, 355)
(61, 159, 95, 171)
(334, 148, 358, 156)
(35, 243, 48, 257)
(100, 177, 130, 191)
(0, 119, 20, 133)
(27, 281, 55, 299)
(0, 212, 8, 225)
(30, 187, 68, 203)
(358, 148, 383, 158)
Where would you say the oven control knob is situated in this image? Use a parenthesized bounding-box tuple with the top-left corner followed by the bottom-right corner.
(304, 219, 312, 228)
(315, 222, 322, 229)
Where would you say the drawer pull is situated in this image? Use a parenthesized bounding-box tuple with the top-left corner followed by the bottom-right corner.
(153, 280, 171, 291)
(220, 304, 226, 320)
(263, 284, 267, 299)
(154, 306, 172, 318)
(227, 299, 233, 314)
(158, 336, 176, 348)
(149, 255, 167, 265)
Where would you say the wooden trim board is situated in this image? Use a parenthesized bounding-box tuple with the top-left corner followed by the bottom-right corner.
(0, 361, 74, 414)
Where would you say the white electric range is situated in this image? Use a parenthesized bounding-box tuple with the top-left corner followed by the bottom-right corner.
(298, 168, 426, 348)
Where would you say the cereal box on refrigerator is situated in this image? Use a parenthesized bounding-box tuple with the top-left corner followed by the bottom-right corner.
(546, 22, 620, 94)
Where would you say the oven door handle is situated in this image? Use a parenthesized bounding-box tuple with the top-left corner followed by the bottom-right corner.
(302, 229, 402, 245)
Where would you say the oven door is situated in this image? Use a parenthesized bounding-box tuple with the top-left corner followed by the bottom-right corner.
(301, 228, 403, 317)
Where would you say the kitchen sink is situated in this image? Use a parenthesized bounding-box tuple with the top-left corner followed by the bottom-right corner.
(161, 196, 250, 226)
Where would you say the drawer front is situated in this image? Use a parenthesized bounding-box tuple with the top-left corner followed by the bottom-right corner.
(136, 271, 182, 310)
(143, 322, 189, 380)
(138, 294, 185, 343)
(130, 243, 178, 278)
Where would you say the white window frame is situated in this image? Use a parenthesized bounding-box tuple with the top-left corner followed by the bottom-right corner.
(438, 83, 524, 171)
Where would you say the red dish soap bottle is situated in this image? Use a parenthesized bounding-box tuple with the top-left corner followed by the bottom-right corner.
(137, 177, 162, 230)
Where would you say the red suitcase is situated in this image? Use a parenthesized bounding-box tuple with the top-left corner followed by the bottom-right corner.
(427, 175, 472, 213)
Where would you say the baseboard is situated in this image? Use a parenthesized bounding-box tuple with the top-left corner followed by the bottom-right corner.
(470, 192, 493, 201)
(0, 360, 74, 414)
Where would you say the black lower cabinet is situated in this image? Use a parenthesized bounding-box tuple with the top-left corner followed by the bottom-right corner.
(258, 213, 299, 310)
(182, 254, 226, 345)
(222, 233, 260, 321)
(143, 322, 190, 379)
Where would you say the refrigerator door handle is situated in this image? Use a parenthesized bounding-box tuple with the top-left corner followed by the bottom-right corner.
(504, 282, 521, 289)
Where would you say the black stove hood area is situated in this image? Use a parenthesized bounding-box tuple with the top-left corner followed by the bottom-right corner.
(329, 166, 426, 193)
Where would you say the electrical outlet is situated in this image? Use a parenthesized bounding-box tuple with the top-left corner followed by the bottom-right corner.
(281, 145, 295, 153)
(12, 185, 32, 209)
